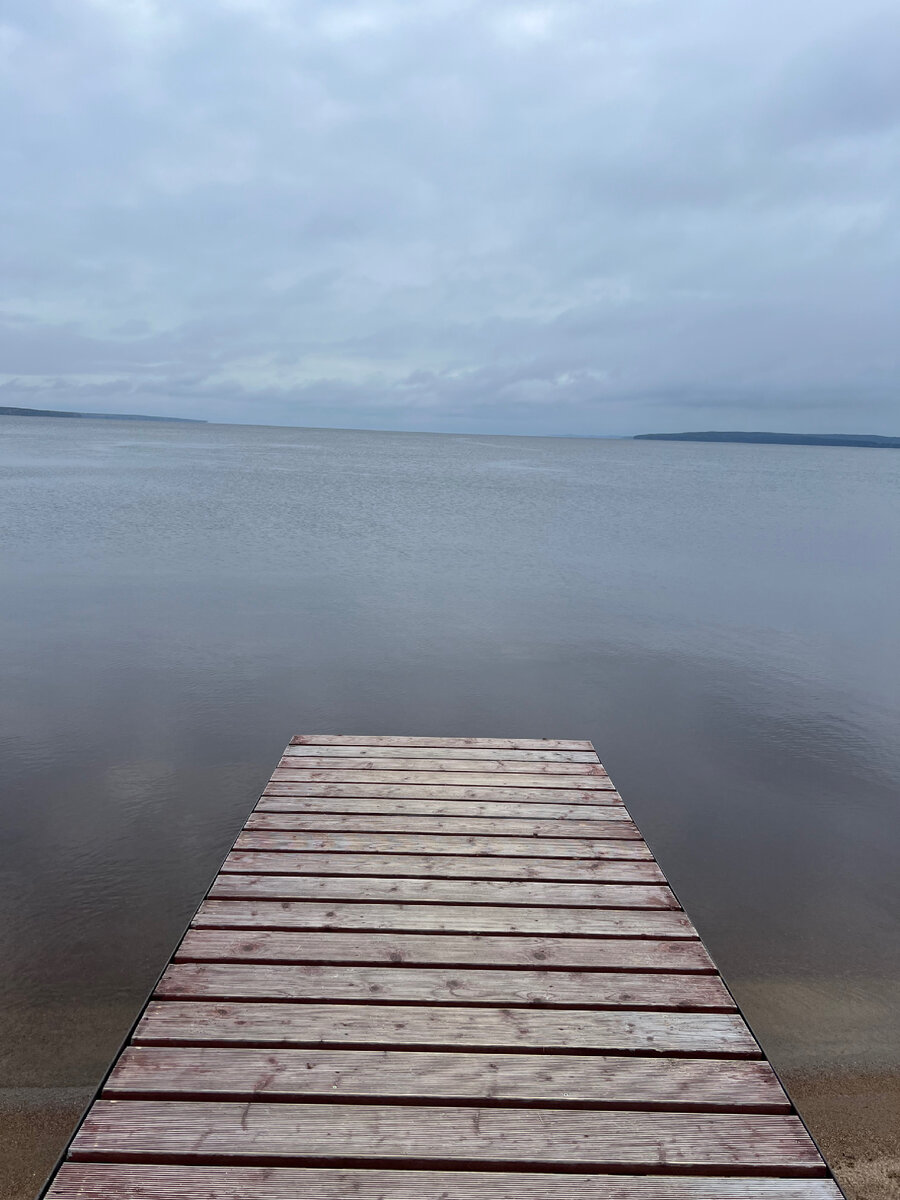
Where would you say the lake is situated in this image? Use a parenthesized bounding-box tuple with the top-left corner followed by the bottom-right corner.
(2, 416, 899, 1197)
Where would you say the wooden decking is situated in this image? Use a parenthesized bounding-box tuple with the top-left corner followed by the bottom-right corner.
(46, 735, 842, 1199)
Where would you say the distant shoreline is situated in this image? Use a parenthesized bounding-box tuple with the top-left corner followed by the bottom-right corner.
(0, 405, 205, 424)
(635, 431, 900, 449)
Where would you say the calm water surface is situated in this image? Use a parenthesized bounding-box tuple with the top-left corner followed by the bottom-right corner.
(1, 417, 899, 1188)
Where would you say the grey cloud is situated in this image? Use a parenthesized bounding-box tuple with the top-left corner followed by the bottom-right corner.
(0, 0, 898, 433)
(764, 11, 900, 145)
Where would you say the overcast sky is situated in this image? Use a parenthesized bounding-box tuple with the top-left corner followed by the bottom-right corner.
(1, 1, 898, 434)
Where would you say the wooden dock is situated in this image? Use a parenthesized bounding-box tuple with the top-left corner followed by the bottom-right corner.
(46, 735, 842, 1199)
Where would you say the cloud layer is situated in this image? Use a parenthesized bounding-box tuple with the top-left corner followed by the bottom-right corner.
(1, 0, 898, 432)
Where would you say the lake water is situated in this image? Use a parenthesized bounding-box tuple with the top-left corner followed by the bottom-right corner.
(2, 416, 899, 1196)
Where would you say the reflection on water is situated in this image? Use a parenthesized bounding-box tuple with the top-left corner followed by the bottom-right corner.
(1, 417, 899, 1188)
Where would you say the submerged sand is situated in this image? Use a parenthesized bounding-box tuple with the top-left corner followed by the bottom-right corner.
(1, 1088, 90, 1200)
(785, 1069, 900, 1200)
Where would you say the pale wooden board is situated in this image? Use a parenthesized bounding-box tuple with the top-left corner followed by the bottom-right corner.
(271, 770, 612, 790)
(257, 796, 626, 819)
(236, 831, 653, 859)
(70, 1101, 823, 1172)
(106, 1046, 785, 1109)
(176, 929, 717, 971)
(209, 874, 679, 908)
(284, 745, 601, 763)
(136, 1003, 759, 1055)
(154, 963, 732, 1009)
(279, 756, 607, 776)
(47, 1164, 847, 1200)
(264, 783, 616, 803)
(222, 851, 667, 883)
(192, 900, 696, 938)
(290, 735, 596, 750)
(246, 812, 642, 839)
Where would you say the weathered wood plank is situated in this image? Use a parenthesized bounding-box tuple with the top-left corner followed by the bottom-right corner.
(46, 1164, 847, 1200)
(176, 929, 717, 970)
(192, 900, 696, 938)
(154, 963, 731, 1008)
(106, 1046, 785, 1109)
(209, 874, 679, 908)
(222, 851, 667, 883)
(70, 1102, 822, 1173)
(290, 736, 596, 750)
(257, 796, 626, 819)
(284, 745, 601, 763)
(246, 812, 641, 839)
(264, 783, 616, 803)
(271, 770, 612, 789)
(236, 831, 653, 859)
(135, 1003, 759, 1056)
(279, 756, 607, 776)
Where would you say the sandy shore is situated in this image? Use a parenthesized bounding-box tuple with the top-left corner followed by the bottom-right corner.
(3, 1072, 897, 1199)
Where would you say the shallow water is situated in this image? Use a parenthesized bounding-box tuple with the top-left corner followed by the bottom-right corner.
(1, 417, 899, 1193)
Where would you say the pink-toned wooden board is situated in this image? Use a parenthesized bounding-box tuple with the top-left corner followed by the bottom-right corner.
(47, 1164, 846, 1199)
(234, 830, 654, 858)
(277, 756, 608, 775)
(244, 811, 642, 838)
(263, 782, 618, 803)
(208, 873, 679, 908)
(220, 850, 666, 882)
(175, 928, 718, 971)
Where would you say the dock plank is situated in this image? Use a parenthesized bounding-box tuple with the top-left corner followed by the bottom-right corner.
(191, 899, 696, 937)
(222, 850, 667, 882)
(235, 831, 653, 858)
(176, 929, 717, 970)
(209, 874, 679, 907)
(263, 782, 616, 802)
(154, 963, 732, 1008)
(69, 1101, 822, 1173)
(245, 812, 641, 838)
(290, 735, 597, 750)
(105, 1046, 784, 1109)
(270, 770, 612, 789)
(136, 1003, 759, 1055)
(278, 756, 607, 775)
(47, 1164, 846, 1199)
(284, 745, 602, 762)
(256, 796, 625, 819)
